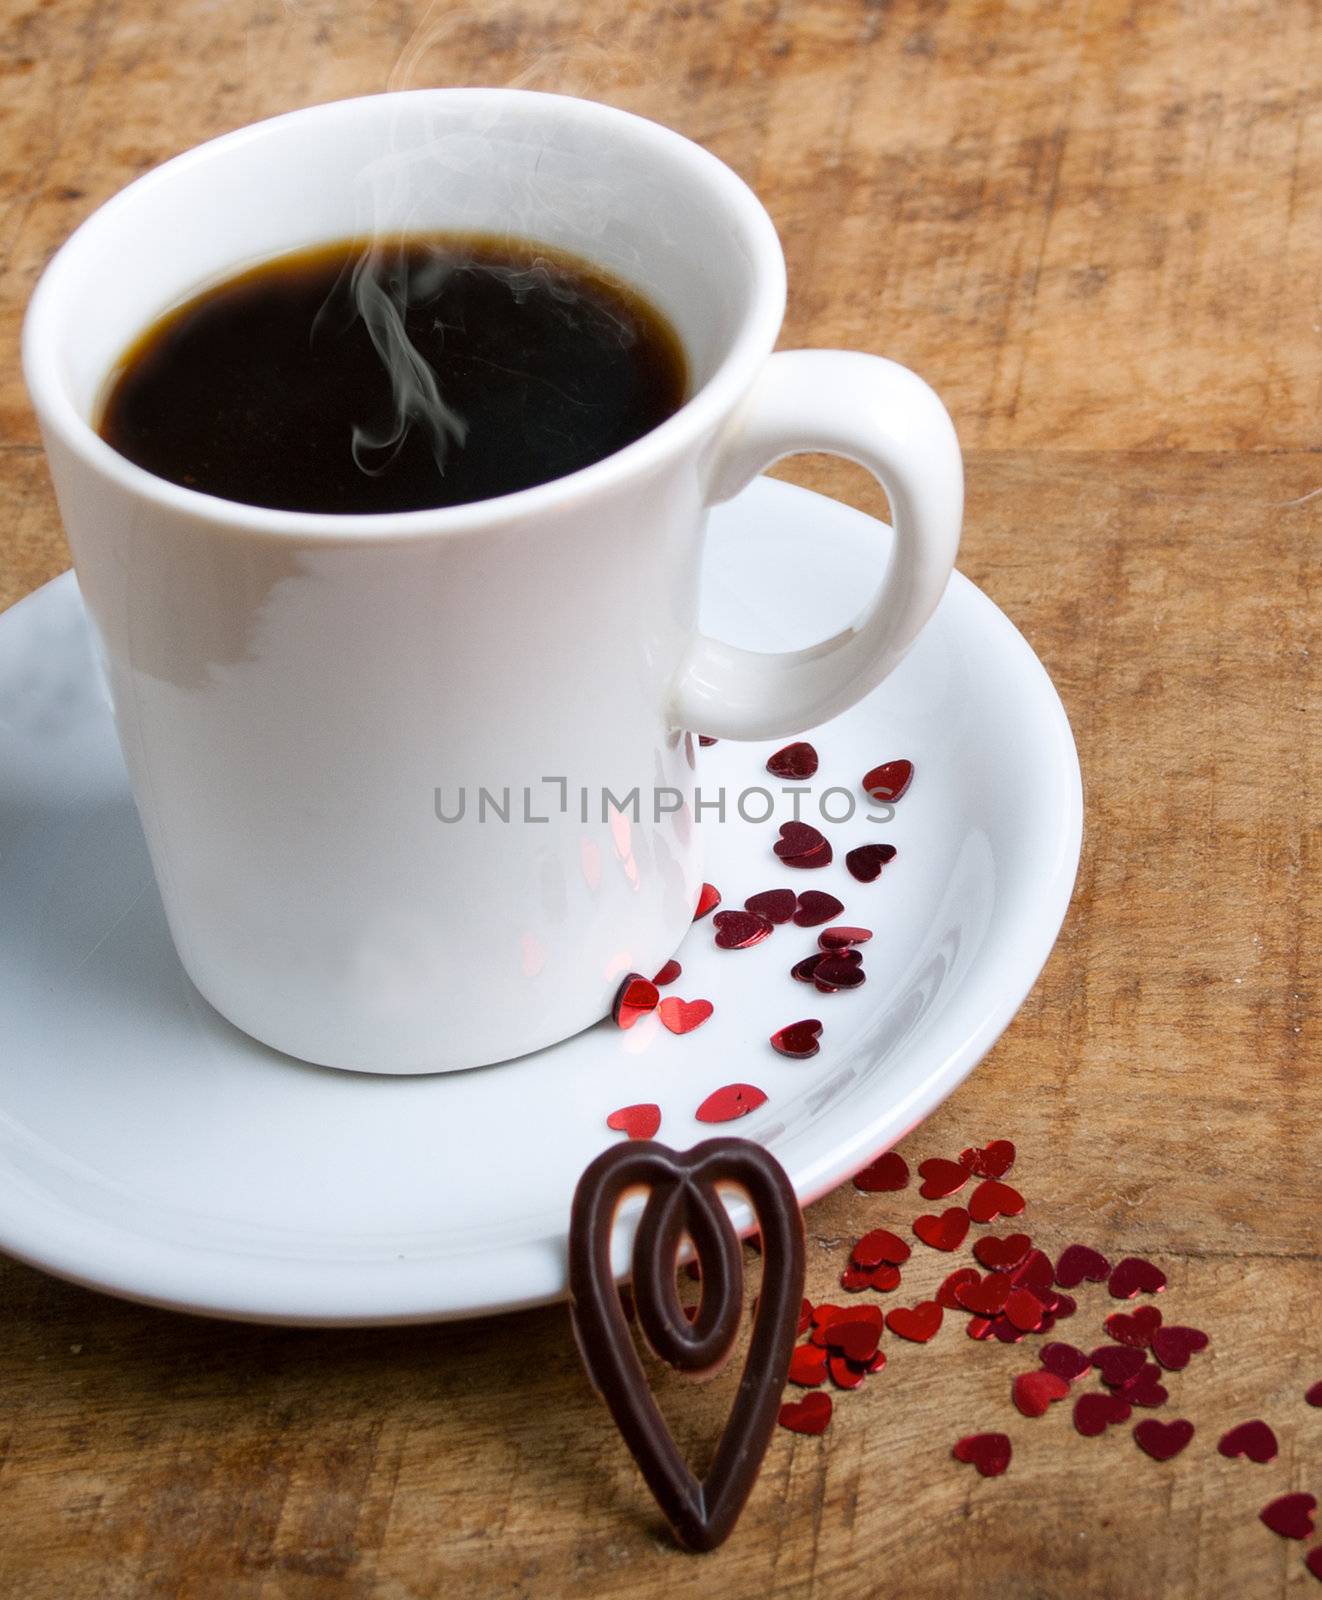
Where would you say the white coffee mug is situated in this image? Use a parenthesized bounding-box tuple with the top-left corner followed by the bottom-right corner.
(23, 90, 962, 1074)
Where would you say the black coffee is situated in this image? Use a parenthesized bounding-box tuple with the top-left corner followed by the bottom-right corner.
(98, 234, 688, 514)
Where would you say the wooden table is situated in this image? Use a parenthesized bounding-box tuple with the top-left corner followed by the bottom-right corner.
(2, 1, 1319, 1594)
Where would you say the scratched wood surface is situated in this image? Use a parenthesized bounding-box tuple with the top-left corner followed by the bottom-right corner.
(1, 0, 1319, 1596)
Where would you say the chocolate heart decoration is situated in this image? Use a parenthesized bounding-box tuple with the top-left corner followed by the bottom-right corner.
(568, 1138, 806, 1551)
(845, 843, 897, 882)
(766, 741, 819, 779)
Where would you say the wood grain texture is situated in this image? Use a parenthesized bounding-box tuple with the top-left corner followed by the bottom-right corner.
(1, 0, 1319, 1595)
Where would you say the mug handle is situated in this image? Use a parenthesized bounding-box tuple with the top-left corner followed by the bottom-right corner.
(669, 349, 963, 740)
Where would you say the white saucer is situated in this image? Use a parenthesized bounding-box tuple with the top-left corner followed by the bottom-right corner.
(0, 476, 1081, 1325)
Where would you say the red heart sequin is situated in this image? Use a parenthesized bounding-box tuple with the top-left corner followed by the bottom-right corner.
(958, 1140, 1016, 1179)
(1150, 1325, 1208, 1371)
(1074, 1392, 1132, 1437)
(652, 958, 682, 987)
(778, 1392, 832, 1435)
(1104, 1306, 1163, 1348)
(952, 1432, 1011, 1477)
(1119, 1362, 1169, 1409)
(1004, 1288, 1048, 1332)
(937, 1268, 980, 1309)
(1218, 1420, 1278, 1463)
(713, 910, 774, 950)
(1010, 1250, 1055, 1295)
(813, 956, 867, 992)
(797, 1299, 813, 1335)
(832, 1317, 882, 1365)
(1108, 1257, 1167, 1299)
(693, 1081, 765, 1121)
(787, 1343, 829, 1387)
(852, 1228, 912, 1268)
(845, 843, 897, 883)
(866, 1265, 902, 1292)
(968, 1179, 1025, 1223)
(773, 822, 832, 868)
(770, 1018, 823, 1059)
(693, 882, 721, 920)
(828, 1353, 866, 1391)
(659, 996, 714, 1035)
(1133, 1418, 1194, 1461)
(612, 974, 660, 1029)
(1306, 1548, 1322, 1583)
(992, 1317, 1026, 1344)
(838, 1265, 874, 1293)
(697, 735, 718, 746)
(818, 925, 873, 951)
(1052, 1292, 1078, 1320)
(886, 1301, 943, 1342)
(1307, 1381, 1322, 1407)
(1014, 1370, 1071, 1418)
(791, 890, 845, 927)
(744, 889, 797, 924)
(974, 1232, 1031, 1271)
(1055, 1244, 1112, 1289)
(917, 1158, 971, 1200)
(861, 759, 914, 803)
(955, 1273, 1012, 1317)
(766, 742, 819, 779)
(1260, 1493, 1316, 1540)
(913, 1208, 971, 1252)
(606, 1103, 661, 1139)
(791, 949, 862, 984)
(1040, 1342, 1093, 1383)
(1091, 1345, 1147, 1387)
(853, 1151, 910, 1192)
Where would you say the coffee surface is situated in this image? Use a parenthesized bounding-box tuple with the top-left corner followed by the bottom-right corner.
(98, 234, 687, 514)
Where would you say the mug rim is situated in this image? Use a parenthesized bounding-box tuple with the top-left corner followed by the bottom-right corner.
(22, 88, 787, 543)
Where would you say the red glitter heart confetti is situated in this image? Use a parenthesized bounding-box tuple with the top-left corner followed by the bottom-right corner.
(1150, 1325, 1208, 1371)
(1074, 1392, 1132, 1437)
(697, 735, 718, 746)
(797, 1299, 813, 1336)
(773, 822, 832, 868)
(852, 1228, 912, 1268)
(1091, 1345, 1148, 1387)
(828, 1354, 866, 1391)
(766, 742, 819, 779)
(606, 1103, 662, 1140)
(955, 1272, 1012, 1318)
(1004, 1287, 1049, 1332)
(974, 1232, 1031, 1271)
(1108, 1257, 1167, 1299)
(1218, 1420, 1278, 1463)
(913, 1208, 971, 1252)
(1306, 1381, 1322, 1406)
(967, 1316, 996, 1341)
(791, 949, 862, 984)
(693, 1081, 765, 1121)
(861, 759, 914, 803)
(1260, 1494, 1316, 1540)
(831, 1315, 883, 1365)
(1306, 1549, 1322, 1583)
(866, 1265, 902, 1292)
(770, 1019, 823, 1059)
(1055, 1244, 1111, 1289)
(787, 1343, 829, 1387)
(1051, 1292, 1078, 1320)
(818, 925, 873, 951)
(1014, 1370, 1071, 1418)
(991, 1318, 1026, 1345)
(778, 1392, 832, 1435)
(1040, 1343, 1093, 1383)
(1010, 1250, 1055, 1295)
(791, 890, 845, 927)
(713, 909, 775, 950)
(693, 882, 721, 919)
(937, 1268, 980, 1309)
(1133, 1418, 1194, 1461)
(968, 1179, 1026, 1223)
(1104, 1306, 1163, 1348)
(744, 889, 797, 924)
(838, 1265, 874, 1293)
(917, 1158, 971, 1200)
(612, 974, 660, 1029)
(813, 956, 867, 993)
(853, 1151, 910, 1192)
(1118, 1362, 1169, 1409)
(886, 1301, 943, 1342)
(659, 996, 714, 1035)
(845, 843, 897, 883)
(652, 958, 682, 987)
(958, 1140, 1016, 1179)
(952, 1432, 1011, 1477)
